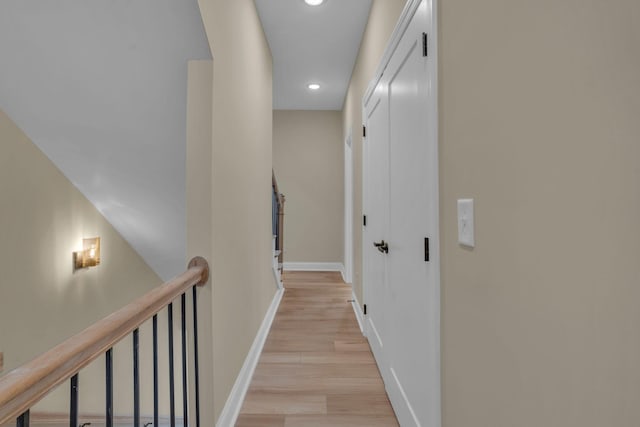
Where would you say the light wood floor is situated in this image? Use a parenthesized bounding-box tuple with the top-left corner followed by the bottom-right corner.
(235, 271, 399, 427)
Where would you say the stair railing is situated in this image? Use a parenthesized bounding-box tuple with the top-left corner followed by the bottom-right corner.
(272, 171, 286, 277)
(0, 256, 209, 427)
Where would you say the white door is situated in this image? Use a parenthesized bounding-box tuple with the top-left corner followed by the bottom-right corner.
(362, 1, 440, 426)
(363, 83, 391, 379)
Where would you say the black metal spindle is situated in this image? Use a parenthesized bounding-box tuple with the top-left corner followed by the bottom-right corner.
(106, 349, 113, 427)
(7, 260, 207, 427)
(181, 293, 189, 427)
(16, 410, 29, 427)
(133, 328, 140, 427)
(69, 374, 79, 427)
(153, 314, 159, 427)
(168, 303, 176, 427)
(192, 286, 201, 427)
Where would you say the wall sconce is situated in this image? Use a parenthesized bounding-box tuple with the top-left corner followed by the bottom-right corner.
(74, 237, 101, 270)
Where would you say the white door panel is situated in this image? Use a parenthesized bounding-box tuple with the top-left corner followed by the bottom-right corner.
(363, 89, 390, 380)
(388, 2, 439, 424)
(362, 1, 440, 426)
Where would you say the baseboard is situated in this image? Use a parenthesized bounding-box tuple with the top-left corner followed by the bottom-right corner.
(283, 262, 345, 274)
(389, 366, 421, 427)
(272, 264, 283, 289)
(350, 290, 365, 335)
(216, 287, 285, 427)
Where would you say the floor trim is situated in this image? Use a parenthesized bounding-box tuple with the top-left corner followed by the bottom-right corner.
(351, 290, 365, 335)
(283, 262, 345, 274)
(340, 268, 348, 284)
(216, 287, 285, 427)
(272, 264, 284, 290)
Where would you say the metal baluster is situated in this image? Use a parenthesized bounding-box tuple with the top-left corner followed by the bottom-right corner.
(153, 314, 159, 427)
(181, 293, 189, 427)
(168, 303, 175, 427)
(192, 286, 201, 427)
(133, 329, 140, 427)
(16, 410, 29, 427)
(106, 349, 113, 427)
(70, 374, 79, 427)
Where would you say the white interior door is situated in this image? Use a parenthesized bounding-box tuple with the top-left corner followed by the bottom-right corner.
(362, 1, 440, 426)
(387, 1, 439, 425)
(363, 83, 391, 378)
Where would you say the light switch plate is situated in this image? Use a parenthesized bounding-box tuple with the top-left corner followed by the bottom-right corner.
(457, 199, 475, 247)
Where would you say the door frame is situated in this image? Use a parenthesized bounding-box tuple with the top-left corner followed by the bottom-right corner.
(344, 128, 354, 284)
(361, 0, 440, 425)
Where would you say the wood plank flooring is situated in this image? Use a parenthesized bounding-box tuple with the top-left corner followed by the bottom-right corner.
(236, 271, 398, 427)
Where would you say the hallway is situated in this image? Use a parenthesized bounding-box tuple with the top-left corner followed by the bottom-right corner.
(236, 271, 398, 426)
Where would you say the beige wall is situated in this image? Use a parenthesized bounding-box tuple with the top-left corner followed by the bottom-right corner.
(196, 0, 277, 422)
(186, 59, 214, 425)
(346, 0, 640, 424)
(273, 110, 344, 264)
(342, 0, 407, 306)
(0, 109, 163, 410)
(439, 0, 640, 425)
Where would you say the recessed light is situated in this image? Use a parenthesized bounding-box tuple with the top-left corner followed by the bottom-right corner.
(304, 0, 324, 5)
(308, 83, 321, 90)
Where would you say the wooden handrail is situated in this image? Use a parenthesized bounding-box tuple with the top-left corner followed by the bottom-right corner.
(0, 256, 209, 425)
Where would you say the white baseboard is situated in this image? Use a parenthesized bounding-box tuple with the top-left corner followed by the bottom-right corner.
(283, 262, 345, 275)
(389, 366, 421, 427)
(216, 288, 285, 427)
(350, 290, 365, 335)
(272, 265, 283, 289)
(340, 269, 347, 283)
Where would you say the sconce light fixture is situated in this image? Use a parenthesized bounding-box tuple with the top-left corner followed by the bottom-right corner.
(74, 237, 101, 270)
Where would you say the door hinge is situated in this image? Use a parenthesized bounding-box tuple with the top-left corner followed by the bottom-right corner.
(424, 237, 430, 262)
(363, 215, 367, 227)
(363, 125, 366, 137)
(364, 304, 367, 315)
(422, 32, 428, 57)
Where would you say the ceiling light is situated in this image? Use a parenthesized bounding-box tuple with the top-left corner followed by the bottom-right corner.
(308, 83, 321, 90)
(304, 0, 324, 5)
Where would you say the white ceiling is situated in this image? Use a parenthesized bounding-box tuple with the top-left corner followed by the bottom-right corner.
(255, 0, 373, 110)
(0, 1, 211, 280)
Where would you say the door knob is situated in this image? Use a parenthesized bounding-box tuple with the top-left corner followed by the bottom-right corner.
(373, 240, 389, 254)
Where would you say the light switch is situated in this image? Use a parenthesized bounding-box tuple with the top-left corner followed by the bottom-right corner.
(457, 199, 475, 247)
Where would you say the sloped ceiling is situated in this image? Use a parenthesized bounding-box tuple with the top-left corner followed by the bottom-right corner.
(0, 0, 211, 280)
(0, 0, 372, 281)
